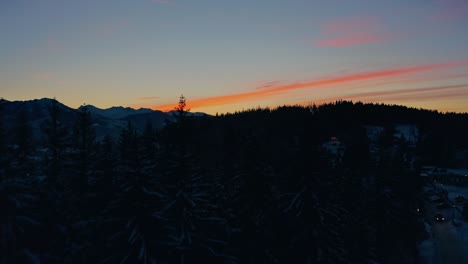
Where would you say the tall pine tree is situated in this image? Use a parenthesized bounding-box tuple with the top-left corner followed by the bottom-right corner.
(44, 98, 68, 186)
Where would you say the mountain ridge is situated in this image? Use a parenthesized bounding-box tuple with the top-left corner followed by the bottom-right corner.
(0, 98, 208, 143)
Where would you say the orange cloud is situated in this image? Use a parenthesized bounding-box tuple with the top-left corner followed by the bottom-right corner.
(315, 17, 396, 47)
(259, 61, 466, 95)
(152, 61, 467, 111)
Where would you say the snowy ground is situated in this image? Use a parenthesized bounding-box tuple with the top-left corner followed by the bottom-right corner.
(419, 183, 468, 264)
(439, 184, 468, 201)
(419, 222, 435, 263)
(394, 124, 418, 144)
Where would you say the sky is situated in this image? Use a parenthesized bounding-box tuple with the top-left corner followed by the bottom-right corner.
(1, 0, 468, 114)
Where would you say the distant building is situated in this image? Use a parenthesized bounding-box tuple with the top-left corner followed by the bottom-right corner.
(322, 137, 344, 155)
(394, 124, 419, 147)
(364, 125, 384, 143)
(364, 124, 419, 146)
(421, 166, 468, 186)
(321, 137, 345, 167)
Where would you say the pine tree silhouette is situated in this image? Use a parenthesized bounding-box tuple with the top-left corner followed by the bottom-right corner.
(44, 98, 68, 187)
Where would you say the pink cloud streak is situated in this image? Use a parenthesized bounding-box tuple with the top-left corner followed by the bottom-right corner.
(346, 84, 468, 99)
(316, 34, 393, 47)
(151, 60, 467, 111)
(315, 17, 396, 47)
(303, 84, 468, 108)
(430, 0, 468, 24)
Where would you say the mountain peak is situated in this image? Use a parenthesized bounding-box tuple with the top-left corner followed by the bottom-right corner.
(80, 104, 154, 119)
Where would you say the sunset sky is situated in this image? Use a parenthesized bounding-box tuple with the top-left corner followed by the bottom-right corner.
(1, 0, 468, 113)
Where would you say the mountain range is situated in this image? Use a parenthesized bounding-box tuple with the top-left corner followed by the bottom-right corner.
(0, 98, 207, 143)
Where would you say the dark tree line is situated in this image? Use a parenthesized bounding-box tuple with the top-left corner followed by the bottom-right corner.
(0, 98, 467, 263)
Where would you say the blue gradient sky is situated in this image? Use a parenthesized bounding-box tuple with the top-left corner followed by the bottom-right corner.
(1, 0, 468, 113)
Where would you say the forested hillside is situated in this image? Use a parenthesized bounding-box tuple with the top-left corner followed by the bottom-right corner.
(1, 98, 467, 263)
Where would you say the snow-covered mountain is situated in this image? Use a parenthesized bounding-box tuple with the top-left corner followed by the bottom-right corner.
(81, 105, 154, 119)
(0, 98, 207, 143)
(167, 110, 208, 117)
(0, 98, 77, 143)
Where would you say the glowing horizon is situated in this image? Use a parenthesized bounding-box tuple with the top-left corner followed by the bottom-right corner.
(147, 60, 468, 113)
(1, 0, 468, 114)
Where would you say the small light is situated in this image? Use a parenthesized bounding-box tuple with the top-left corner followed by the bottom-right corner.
(442, 218, 445, 220)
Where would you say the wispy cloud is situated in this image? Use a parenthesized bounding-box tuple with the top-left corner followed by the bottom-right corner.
(137, 96, 160, 100)
(345, 84, 468, 99)
(255, 80, 282, 90)
(315, 17, 396, 47)
(261, 61, 465, 94)
(151, 60, 467, 111)
(324, 17, 376, 32)
(316, 35, 393, 47)
(430, 0, 468, 24)
(301, 84, 468, 108)
(340, 72, 468, 91)
(381, 90, 468, 102)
